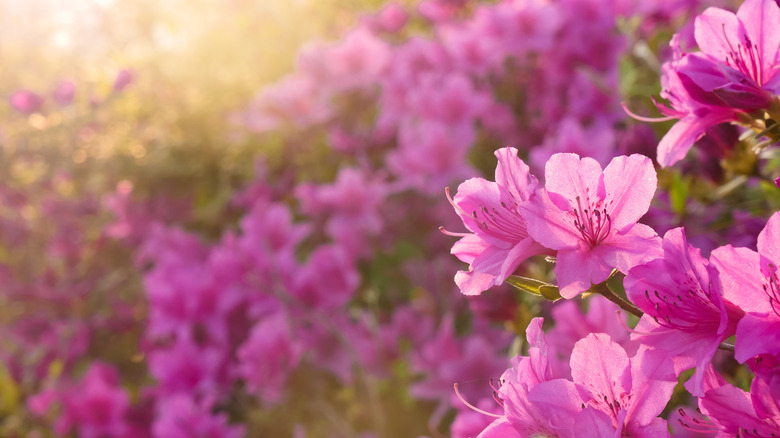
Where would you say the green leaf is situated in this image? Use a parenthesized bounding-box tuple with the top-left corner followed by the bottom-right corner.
(0, 362, 19, 414)
(505, 275, 561, 301)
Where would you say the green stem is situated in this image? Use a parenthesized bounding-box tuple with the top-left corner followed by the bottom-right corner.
(590, 281, 643, 318)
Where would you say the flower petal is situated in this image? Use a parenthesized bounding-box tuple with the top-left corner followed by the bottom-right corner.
(543, 153, 604, 210)
(656, 112, 735, 167)
(556, 247, 614, 299)
(695, 7, 745, 64)
(627, 347, 676, 425)
(758, 211, 780, 264)
(736, 0, 780, 86)
(570, 333, 630, 405)
(601, 155, 656, 232)
(521, 188, 580, 250)
(494, 147, 537, 203)
(735, 312, 780, 362)
(710, 245, 769, 313)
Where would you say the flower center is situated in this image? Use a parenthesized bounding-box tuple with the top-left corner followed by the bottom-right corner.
(471, 201, 528, 242)
(571, 196, 611, 248)
(762, 262, 780, 317)
(722, 26, 763, 84)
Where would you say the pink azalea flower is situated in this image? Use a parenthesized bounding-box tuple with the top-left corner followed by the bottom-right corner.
(296, 167, 386, 258)
(390, 120, 475, 193)
(711, 211, 780, 362)
(147, 336, 225, 396)
(698, 370, 780, 437)
(52, 79, 76, 106)
(236, 313, 303, 405)
(445, 147, 547, 296)
(632, 33, 742, 167)
(478, 318, 565, 437)
(545, 295, 637, 378)
(521, 153, 662, 298)
(644, 0, 780, 166)
(54, 363, 131, 438)
(481, 325, 676, 438)
(9, 89, 44, 114)
(153, 395, 245, 438)
(531, 335, 676, 438)
(529, 116, 617, 174)
(113, 69, 134, 93)
(291, 244, 359, 310)
(625, 227, 744, 396)
(690, 0, 780, 108)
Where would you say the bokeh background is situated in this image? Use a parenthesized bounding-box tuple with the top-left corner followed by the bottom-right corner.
(1, 0, 775, 437)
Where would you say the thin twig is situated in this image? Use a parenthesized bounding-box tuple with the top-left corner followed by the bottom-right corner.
(590, 281, 643, 318)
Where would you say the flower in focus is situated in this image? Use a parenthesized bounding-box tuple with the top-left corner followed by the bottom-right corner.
(698, 369, 780, 437)
(711, 211, 780, 362)
(445, 147, 547, 296)
(521, 153, 661, 298)
(625, 227, 743, 396)
(642, 0, 780, 166)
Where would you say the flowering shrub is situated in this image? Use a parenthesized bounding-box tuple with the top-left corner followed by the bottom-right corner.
(2, 0, 780, 436)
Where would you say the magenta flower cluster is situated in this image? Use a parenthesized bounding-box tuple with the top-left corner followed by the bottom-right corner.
(3, 0, 780, 437)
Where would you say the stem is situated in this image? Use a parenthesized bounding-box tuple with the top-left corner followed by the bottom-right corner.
(590, 281, 643, 318)
(590, 281, 736, 352)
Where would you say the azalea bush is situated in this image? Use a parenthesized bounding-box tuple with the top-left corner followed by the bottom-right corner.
(2, 0, 780, 437)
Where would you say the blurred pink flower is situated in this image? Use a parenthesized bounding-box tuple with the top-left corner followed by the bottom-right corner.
(113, 69, 134, 92)
(52, 79, 76, 106)
(9, 89, 44, 114)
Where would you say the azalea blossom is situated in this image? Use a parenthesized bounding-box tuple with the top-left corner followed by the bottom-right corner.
(445, 147, 547, 295)
(699, 369, 780, 437)
(638, 0, 780, 167)
(690, 0, 780, 109)
(711, 211, 780, 362)
(478, 327, 676, 438)
(625, 227, 744, 396)
(520, 153, 662, 298)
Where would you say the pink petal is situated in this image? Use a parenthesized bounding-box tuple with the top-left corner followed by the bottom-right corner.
(527, 379, 583, 435)
(734, 312, 780, 362)
(627, 347, 676, 425)
(556, 247, 614, 299)
(630, 316, 721, 397)
(699, 381, 772, 436)
(452, 177, 505, 240)
(543, 153, 604, 211)
(750, 374, 780, 422)
(758, 211, 780, 264)
(572, 407, 618, 438)
(570, 334, 630, 405)
(695, 7, 745, 64)
(736, 0, 780, 86)
(494, 147, 537, 203)
(477, 417, 522, 438)
(521, 188, 580, 250)
(499, 238, 549, 281)
(601, 155, 657, 232)
(601, 223, 662, 274)
(451, 234, 489, 265)
(657, 112, 734, 167)
(710, 245, 768, 313)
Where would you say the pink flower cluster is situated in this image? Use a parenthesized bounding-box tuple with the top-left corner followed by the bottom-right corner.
(6, 0, 780, 436)
(447, 139, 780, 435)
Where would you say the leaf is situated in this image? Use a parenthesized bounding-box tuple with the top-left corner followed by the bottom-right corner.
(0, 362, 19, 414)
(505, 275, 562, 301)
